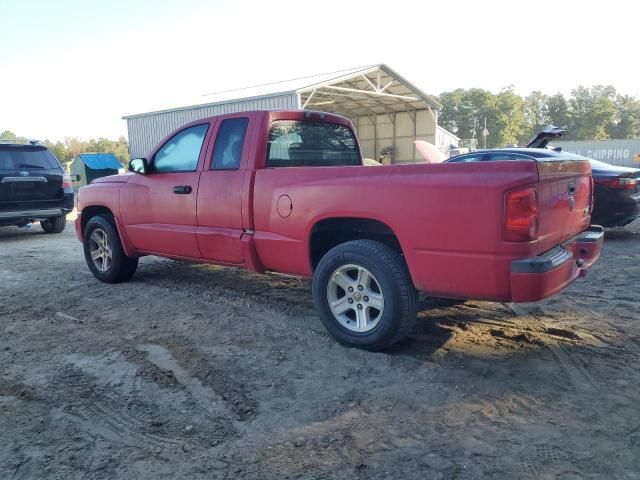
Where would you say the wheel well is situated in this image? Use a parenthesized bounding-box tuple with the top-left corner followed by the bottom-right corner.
(309, 218, 404, 270)
(81, 205, 114, 234)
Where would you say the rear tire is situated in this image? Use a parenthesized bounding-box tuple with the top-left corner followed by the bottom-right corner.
(40, 215, 66, 234)
(312, 239, 417, 351)
(83, 215, 138, 283)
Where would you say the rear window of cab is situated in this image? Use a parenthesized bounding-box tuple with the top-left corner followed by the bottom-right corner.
(266, 120, 361, 167)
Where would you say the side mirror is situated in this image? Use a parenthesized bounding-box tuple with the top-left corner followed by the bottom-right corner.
(128, 158, 148, 174)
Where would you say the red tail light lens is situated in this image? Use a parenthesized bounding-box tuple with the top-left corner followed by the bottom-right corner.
(62, 173, 73, 193)
(505, 187, 538, 242)
(594, 177, 638, 190)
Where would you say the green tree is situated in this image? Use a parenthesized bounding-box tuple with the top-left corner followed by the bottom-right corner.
(523, 91, 549, 140)
(438, 89, 469, 138)
(0, 130, 18, 140)
(438, 88, 497, 145)
(466, 88, 498, 147)
(545, 93, 572, 133)
(440, 86, 640, 144)
(493, 87, 527, 147)
(439, 87, 528, 148)
(609, 94, 640, 139)
(44, 140, 69, 163)
(569, 85, 617, 140)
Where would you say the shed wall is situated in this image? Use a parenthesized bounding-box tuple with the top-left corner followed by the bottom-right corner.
(126, 93, 299, 158)
(70, 157, 86, 190)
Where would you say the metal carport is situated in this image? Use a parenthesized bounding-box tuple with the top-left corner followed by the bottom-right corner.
(123, 64, 458, 162)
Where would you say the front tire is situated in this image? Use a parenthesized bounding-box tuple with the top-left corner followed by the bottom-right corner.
(41, 215, 66, 234)
(312, 240, 417, 351)
(83, 215, 138, 283)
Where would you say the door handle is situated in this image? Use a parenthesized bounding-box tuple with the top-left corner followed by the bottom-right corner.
(173, 185, 192, 194)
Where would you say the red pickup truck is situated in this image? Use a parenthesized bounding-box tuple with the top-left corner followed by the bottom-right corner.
(76, 110, 603, 350)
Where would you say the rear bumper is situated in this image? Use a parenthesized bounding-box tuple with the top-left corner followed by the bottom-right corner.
(509, 225, 604, 302)
(592, 189, 640, 228)
(0, 207, 72, 224)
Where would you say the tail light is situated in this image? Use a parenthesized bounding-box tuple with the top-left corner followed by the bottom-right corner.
(62, 173, 73, 193)
(594, 177, 637, 190)
(504, 187, 538, 242)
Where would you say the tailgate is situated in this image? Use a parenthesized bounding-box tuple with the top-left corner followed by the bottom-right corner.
(536, 160, 592, 253)
(0, 170, 63, 204)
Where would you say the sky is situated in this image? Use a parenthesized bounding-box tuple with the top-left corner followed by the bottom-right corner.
(1, 0, 638, 142)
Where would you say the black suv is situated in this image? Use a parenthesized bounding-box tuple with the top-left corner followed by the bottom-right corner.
(0, 140, 74, 233)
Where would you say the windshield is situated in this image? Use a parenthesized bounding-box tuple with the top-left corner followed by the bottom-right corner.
(0, 146, 60, 170)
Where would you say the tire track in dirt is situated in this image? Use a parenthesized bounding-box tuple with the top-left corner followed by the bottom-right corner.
(547, 342, 600, 391)
(53, 402, 193, 451)
(11, 456, 42, 480)
(144, 336, 266, 424)
(254, 394, 587, 479)
(53, 350, 238, 453)
(492, 305, 609, 393)
(462, 302, 631, 474)
(136, 344, 231, 419)
(482, 442, 580, 478)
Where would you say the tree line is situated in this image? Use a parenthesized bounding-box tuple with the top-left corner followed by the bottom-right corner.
(0, 130, 129, 166)
(437, 85, 640, 148)
(3, 84, 639, 159)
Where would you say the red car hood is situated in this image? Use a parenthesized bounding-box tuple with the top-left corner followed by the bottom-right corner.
(91, 173, 133, 184)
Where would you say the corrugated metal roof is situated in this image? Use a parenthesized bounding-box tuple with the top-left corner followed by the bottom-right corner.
(78, 153, 121, 170)
(122, 64, 441, 120)
(122, 66, 377, 119)
(200, 65, 378, 102)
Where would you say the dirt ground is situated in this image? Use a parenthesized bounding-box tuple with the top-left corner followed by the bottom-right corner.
(1, 218, 640, 479)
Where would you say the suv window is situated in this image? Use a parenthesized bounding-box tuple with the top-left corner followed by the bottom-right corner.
(154, 124, 208, 173)
(266, 120, 360, 167)
(211, 118, 249, 170)
(0, 146, 60, 170)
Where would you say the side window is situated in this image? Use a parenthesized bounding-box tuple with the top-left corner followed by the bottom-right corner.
(211, 118, 249, 170)
(153, 124, 208, 173)
(266, 120, 360, 167)
(485, 153, 528, 161)
(448, 154, 486, 163)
